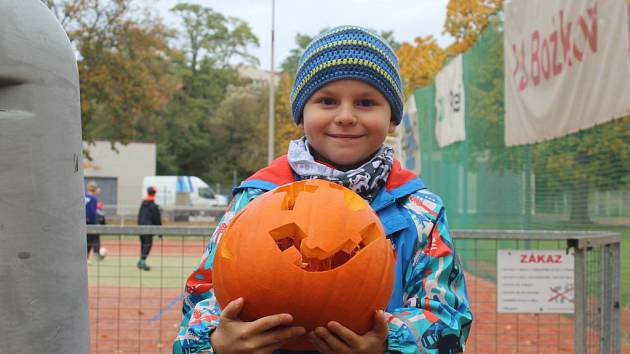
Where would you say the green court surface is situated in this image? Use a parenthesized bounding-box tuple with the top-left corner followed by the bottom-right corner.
(88, 255, 200, 288)
(91, 230, 628, 306)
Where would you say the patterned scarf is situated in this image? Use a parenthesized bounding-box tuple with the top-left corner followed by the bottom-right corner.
(287, 137, 394, 202)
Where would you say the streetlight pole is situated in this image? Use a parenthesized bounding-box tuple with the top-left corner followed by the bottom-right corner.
(267, 0, 276, 164)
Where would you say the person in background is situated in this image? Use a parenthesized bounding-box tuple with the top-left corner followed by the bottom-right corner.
(94, 201, 108, 260)
(85, 181, 101, 263)
(137, 186, 162, 271)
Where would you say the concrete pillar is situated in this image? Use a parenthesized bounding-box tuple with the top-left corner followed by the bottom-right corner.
(0, 1, 89, 352)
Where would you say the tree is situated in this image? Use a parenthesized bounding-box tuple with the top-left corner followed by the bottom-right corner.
(213, 17, 260, 68)
(533, 118, 630, 223)
(44, 0, 178, 144)
(159, 3, 260, 185)
(280, 33, 316, 75)
(397, 36, 445, 96)
(379, 30, 401, 52)
(170, 3, 225, 76)
(157, 57, 243, 181)
(170, 3, 259, 74)
(40, 0, 88, 30)
(273, 32, 320, 155)
(208, 85, 268, 186)
(274, 73, 302, 156)
(443, 0, 503, 54)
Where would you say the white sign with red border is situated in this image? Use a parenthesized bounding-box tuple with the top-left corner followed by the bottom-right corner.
(497, 249, 574, 313)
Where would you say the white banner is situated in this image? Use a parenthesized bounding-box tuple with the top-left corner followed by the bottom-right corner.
(497, 249, 575, 313)
(398, 95, 421, 174)
(504, 0, 630, 146)
(434, 55, 465, 147)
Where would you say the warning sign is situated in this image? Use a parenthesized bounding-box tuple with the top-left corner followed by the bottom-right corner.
(497, 249, 574, 313)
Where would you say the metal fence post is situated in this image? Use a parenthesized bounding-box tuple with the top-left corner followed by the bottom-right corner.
(600, 245, 611, 352)
(574, 245, 587, 354)
(611, 243, 621, 353)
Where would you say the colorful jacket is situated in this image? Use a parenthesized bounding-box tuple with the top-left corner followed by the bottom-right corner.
(84, 193, 98, 225)
(174, 156, 472, 354)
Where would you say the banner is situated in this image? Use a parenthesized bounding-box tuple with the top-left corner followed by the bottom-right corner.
(398, 95, 421, 174)
(435, 54, 466, 147)
(504, 0, 630, 146)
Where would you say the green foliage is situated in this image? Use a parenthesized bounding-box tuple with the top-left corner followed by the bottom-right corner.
(208, 85, 269, 185)
(443, 0, 503, 54)
(280, 32, 316, 75)
(156, 3, 262, 186)
(467, 21, 527, 173)
(69, 1, 177, 144)
(42, 0, 265, 187)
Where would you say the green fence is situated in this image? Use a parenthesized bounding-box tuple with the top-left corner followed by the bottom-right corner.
(410, 19, 629, 349)
(413, 21, 629, 232)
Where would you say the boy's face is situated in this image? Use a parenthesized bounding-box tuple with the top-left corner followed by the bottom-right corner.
(299, 79, 395, 168)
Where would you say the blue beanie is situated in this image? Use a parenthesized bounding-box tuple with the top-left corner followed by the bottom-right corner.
(290, 25, 404, 125)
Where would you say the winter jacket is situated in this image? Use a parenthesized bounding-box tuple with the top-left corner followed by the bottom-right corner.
(174, 156, 472, 354)
(137, 198, 162, 234)
(85, 193, 98, 225)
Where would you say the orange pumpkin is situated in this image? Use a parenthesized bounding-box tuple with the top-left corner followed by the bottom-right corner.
(213, 179, 395, 350)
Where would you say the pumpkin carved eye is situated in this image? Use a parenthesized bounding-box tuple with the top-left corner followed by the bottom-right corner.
(213, 179, 395, 351)
(270, 220, 383, 271)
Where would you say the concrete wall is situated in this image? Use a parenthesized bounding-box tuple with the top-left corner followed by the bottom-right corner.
(0, 1, 89, 351)
(83, 141, 156, 214)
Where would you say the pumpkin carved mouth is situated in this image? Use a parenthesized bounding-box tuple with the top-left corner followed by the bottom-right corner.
(269, 182, 382, 272)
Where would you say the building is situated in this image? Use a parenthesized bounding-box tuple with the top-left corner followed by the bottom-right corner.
(83, 141, 156, 215)
(238, 65, 281, 88)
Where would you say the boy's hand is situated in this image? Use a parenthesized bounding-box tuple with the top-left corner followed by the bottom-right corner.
(210, 298, 306, 354)
(308, 310, 388, 354)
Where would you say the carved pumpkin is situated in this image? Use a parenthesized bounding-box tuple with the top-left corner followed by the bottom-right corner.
(213, 179, 395, 350)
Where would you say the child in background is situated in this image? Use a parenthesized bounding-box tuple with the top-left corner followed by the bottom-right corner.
(85, 181, 102, 262)
(175, 25, 472, 354)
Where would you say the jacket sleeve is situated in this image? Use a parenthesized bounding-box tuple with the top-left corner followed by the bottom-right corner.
(85, 196, 97, 224)
(385, 191, 473, 354)
(174, 188, 265, 353)
(152, 203, 162, 226)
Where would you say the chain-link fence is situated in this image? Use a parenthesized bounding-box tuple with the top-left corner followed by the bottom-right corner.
(86, 226, 622, 354)
(405, 17, 629, 351)
(412, 21, 629, 231)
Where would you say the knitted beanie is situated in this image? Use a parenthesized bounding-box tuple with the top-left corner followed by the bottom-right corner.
(290, 25, 404, 125)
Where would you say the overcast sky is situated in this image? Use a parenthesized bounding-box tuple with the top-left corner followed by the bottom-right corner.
(151, 0, 453, 70)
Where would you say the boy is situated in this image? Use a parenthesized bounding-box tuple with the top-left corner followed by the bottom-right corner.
(175, 25, 472, 354)
(85, 181, 102, 262)
(137, 186, 162, 271)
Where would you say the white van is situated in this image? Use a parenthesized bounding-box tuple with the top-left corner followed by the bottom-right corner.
(142, 176, 228, 220)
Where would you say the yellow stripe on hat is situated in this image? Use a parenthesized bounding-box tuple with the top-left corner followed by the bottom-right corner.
(302, 25, 397, 59)
(295, 39, 398, 77)
(290, 58, 403, 105)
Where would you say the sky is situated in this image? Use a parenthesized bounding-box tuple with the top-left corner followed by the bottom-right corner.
(151, 0, 453, 70)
